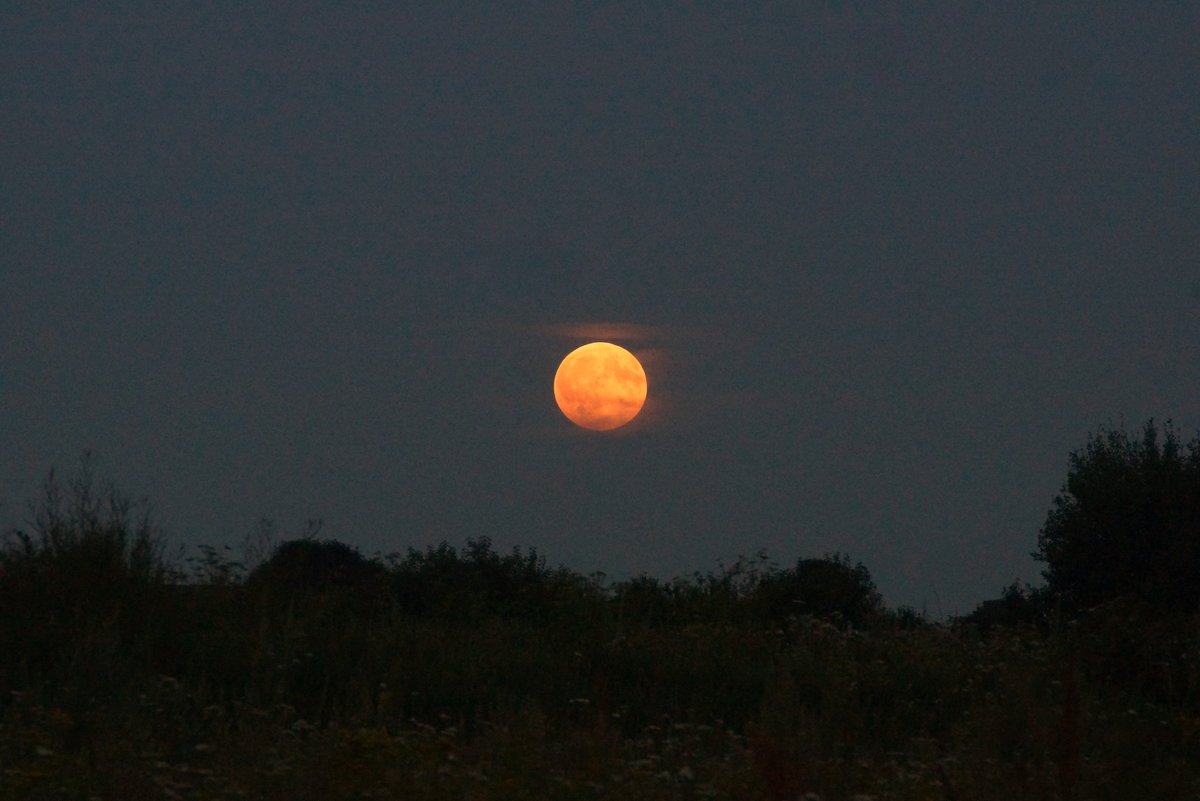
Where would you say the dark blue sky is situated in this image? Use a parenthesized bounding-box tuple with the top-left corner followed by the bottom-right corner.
(3, 3, 1197, 616)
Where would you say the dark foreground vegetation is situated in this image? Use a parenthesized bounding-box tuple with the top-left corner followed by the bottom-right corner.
(2, 423, 1199, 800)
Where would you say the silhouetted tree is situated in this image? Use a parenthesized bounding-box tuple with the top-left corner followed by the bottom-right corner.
(1035, 419, 1200, 615)
(744, 552, 884, 628)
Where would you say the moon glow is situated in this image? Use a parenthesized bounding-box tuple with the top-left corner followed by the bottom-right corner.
(553, 342, 648, 431)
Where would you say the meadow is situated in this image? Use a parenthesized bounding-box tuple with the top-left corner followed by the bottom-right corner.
(1, 471, 1198, 800)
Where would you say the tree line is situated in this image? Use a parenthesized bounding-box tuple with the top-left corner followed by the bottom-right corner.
(3, 419, 1199, 707)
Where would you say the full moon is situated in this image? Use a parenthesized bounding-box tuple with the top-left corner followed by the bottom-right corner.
(553, 342, 648, 431)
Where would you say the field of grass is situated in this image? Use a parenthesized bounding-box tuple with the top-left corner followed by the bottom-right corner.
(1, 474, 1197, 800)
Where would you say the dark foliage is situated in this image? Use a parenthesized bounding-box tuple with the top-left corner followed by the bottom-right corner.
(247, 537, 388, 594)
(388, 536, 596, 621)
(1068, 594, 1199, 704)
(0, 456, 175, 689)
(1035, 419, 1200, 616)
(958, 581, 1051, 634)
(244, 537, 393, 628)
(611, 574, 677, 626)
(2, 455, 1199, 800)
(743, 552, 885, 629)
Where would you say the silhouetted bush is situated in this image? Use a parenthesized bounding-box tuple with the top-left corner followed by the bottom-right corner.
(388, 536, 591, 621)
(248, 538, 386, 592)
(0, 455, 176, 694)
(245, 537, 392, 618)
(958, 581, 1051, 635)
(610, 574, 676, 627)
(608, 551, 785, 629)
(742, 552, 885, 629)
(887, 605, 930, 630)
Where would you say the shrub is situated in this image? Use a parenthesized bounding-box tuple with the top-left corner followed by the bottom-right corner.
(0, 454, 176, 693)
(742, 552, 884, 629)
(388, 536, 582, 621)
(245, 536, 392, 619)
(958, 581, 1051, 635)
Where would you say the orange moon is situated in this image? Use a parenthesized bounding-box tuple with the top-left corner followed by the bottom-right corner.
(553, 342, 648, 431)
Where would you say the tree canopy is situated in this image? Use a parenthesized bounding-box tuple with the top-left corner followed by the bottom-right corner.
(1035, 419, 1200, 615)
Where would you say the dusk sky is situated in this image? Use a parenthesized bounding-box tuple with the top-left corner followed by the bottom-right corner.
(3, 3, 1197, 617)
